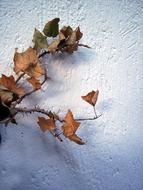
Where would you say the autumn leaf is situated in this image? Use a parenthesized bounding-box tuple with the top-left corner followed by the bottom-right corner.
(81, 90, 99, 106)
(62, 110, 85, 145)
(13, 47, 45, 78)
(48, 39, 61, 53)
(67, 27, 83, 45)
(60, 26, 83, 54)
(43, 18, 60, 37)
(47, 32, 66, 53)
(60, 26, 73, 38)
(26, 63, 45, 78)
(32, 28, 48, 50)
(68, 134, 85, 145)
(27, 77, 41, 90)
(37, 117, 56, 132)
(0, 75, 25, 96)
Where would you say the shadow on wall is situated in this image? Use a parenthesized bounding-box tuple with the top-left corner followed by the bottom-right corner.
(26, 47, 97, 105)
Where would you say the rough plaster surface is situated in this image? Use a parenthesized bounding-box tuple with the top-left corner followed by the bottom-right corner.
(0, 0, 143, 190)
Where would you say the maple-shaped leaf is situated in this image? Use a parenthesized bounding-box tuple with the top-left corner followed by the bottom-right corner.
(43, 18, 60, 37)
(27, 77, 41, 90)
(32, 28, 48, 50)
(81, 90, 99, 106)
(62, 110, 85, 145)
(0, 75, 25, 96)
(37, 117, 56, 132)
(13, 47, 45, 78)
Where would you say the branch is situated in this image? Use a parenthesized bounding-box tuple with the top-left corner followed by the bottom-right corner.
(78, 44, 91, 48)
(38, 43, 90, 58)
(15, 106, 63, 142)
(15, 106, 51, 117)
(12, 69, 48, 106)
(76, 114, 102, 121)
(15, 73, 25, 83)
(15, 106, 102, 122)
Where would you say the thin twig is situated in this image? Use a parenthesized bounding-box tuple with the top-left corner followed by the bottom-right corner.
(76, 114, 102, 121)
(14, 106, 63, 142)
(16, 73, 25, 83)
(15, 106, 102, 122)
(78, 44, 91, 48)
(38, 43, 90, 58)
(93, 106, 97, 118)
(15, 107, 51, 117)
(49, 130, 63, 142)
(13, 69, 48, 106)
(38, 50, 49, 58)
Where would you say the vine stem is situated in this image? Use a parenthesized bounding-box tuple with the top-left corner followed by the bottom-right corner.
(14, 106, 101, 122)
(16, 73, 25, 83)
(93, 106, 97, 118)
(12, 69, 48, 107)
(38, 43, 90, 58)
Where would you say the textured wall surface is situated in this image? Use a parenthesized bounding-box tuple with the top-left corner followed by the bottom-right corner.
(0, 0, 143, 190)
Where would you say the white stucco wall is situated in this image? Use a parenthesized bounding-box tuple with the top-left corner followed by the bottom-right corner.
(0, 0, 143, 190)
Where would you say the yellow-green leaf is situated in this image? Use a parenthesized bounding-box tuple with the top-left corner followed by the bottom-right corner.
(32, 28, 48, 50)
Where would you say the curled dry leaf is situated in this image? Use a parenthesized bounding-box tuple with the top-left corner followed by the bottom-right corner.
(62, 110, 85, 145)
(37, 117, 56, 132)
(47, 31, 65, 53)
(32, 18, 83, 54)
(60, 26, 83, 54)
(66, 27, 83, 45)
(60, 26, 73, 38)
(27, 77, 41, 90)
(81, 90, 99, 106)
(13, 47, 45, 78)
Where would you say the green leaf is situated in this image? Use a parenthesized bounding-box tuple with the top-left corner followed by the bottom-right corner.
(43, 18, 60, 37)
(32, 28, 48, 50)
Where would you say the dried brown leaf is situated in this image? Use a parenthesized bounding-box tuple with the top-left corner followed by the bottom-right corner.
(0, 75, 25, 96)
(68, 134, 85, 145)
(37, 117, 56, 132)
(81, 90, 99, 106)
(27, 77, 41, 90)
(13, 47, 44, 78)
(62, 110, 84, 145)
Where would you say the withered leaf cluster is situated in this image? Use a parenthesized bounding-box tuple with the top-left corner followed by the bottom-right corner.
(0, 18, 100, 146)
(32, 18, 83, 54)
